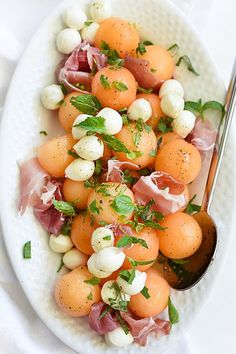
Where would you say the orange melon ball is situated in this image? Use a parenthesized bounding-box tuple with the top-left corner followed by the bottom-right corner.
(115, 227, 159, 271)
(95, 17, 140, 58)
(156, 131, 181, 147)
(155, 139, 202, 184)
(87, 182, 135, 224)
(129, 268, 170, 318)
(136, 93, 163, 130)
(157, 211, 202, 259)
(59, 92, 82, 131)
(62, 178, 91, 210)
(71, 213, 98, 255)
(37, 134, 76, 177)
(54, 266, 101, 317)
(91, 66, 137, 110)
(114, 123, 157, 169)
(139, 45, 175, 81)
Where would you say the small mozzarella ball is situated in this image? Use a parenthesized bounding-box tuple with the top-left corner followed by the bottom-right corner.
(97, 108, 123, 135)
(49, 234, 73, 253)
(65, 159, 95, 181)
(63, 248, 88, 270)
(101, 280, 130, 306)
(81, 22, 100, 44)
(73, 136, 104, 161)
(117, 269, 147, 295)
(91, 227, 114, 253)
(87, 253, 112, 278)
(96, 247, 125, 273)
(159, 79, 185, 99)
(72, 114, 93, 140)
(160, 93, 185, 119)
(105, 327, 134, 347)
(63, 6, 87, 30)
(90, 0, 112, 23)
(56, 28, 81, 54)
(41, 84, 64, 110)
(127, 98, 152, 122)
(172, 110, 196, 138)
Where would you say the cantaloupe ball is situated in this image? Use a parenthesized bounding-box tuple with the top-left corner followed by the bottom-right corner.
(129, 268, 170, 318)
(139, 45, 175, 81)
(114, 123, 157, 169)
(155, 139, 202, 184)
(71, 213, 98, 255)
(91, 66, 137, 110)
(87, 182, 135, 224)
(62, 178, 91, 209)
(157, 211, 202, 259)
(136, 93, 163, 130)
(115, 227, 159, 271)
(38, 134, 76, 177)
(156, 131, 181, 147)
(59, 92, 83, 131)
(95, 17, 140, 58)
(54, 266, 101, 317)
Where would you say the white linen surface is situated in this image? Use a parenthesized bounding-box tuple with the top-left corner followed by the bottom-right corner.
(0, 0, 216, 353)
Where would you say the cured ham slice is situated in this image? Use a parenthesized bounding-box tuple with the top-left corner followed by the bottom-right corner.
(187, 117, 217, 152)
(106, 159, 139, 183)
(89, 302, 119, 335)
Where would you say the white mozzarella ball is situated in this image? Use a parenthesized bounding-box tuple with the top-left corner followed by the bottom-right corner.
(73, 136, 104, 161)
(105, 327, 134, 347)
(81, 22, 100, 44)
(127, 98, 152, 122)
(65, 159, 95, 181)
(87, 253, 112, 278)
(63, 248, 88, 269)
(172, 110, 196, 138)
(160, 93, 185, 119)
(41, 84, 64, 110)
(63, 6, 87, 30)
(96, 247, 125, 273)
(101, 280, 130, 306)
(90, 0, 112, 23)
(72, 114, 93, 140)
(117, 269, 147, 295)
(97, 108, 123, 135)
(91, 227, 114, 253)
(49, 234, 73, 253)
(56, 28, 81, 54)
(159, 79, 184, 99)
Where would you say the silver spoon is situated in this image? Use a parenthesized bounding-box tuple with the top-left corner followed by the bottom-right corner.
(155, 59, 236, 290)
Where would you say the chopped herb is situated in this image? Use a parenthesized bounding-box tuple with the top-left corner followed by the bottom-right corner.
(135, 118, 151, 133)
(184, 99, 225, 121)
(115, 313, 130, 334)
(74, 82, 86, 90)
(39, 130, 47, 136)
(101, 134, 130, 153)
(149, 149, 157, 157)
(87, 292, 93, 300)
(143, 40, 154, 46)
(100, 74, 111, 89)
(119, 107, 128, 114)
(168, 296, 179, 325)
(94, 159, 102, 176)
(117, 235, 148, 249)
(128, 257, 156, 267)
(23, 241, 31, 259)
(111, 195, 134, 216)
(84, 277, 100, 285)
(123, 169, 139, 185)
(122, 114, 129, 125)
(167, 43, 179, 56)
(89, 200, 102, 215)
(100, 41, 123, 67)
(137, 86, 153, 94)
(60, 219, 72, 236)
(60, 83, 68, 95)
(74, 116, 106, 134)
(99, 306, 112, 320)
(157, 117, 174, 133)
(128, 200, 165, 231)
(85, 20, 94, 26)
(67, 150, 80, 158)
(53, 200, 76, 216)
(96, 185, 111, 196)
(141, 286, 151, 299)
(138, 168, 151, 176)
(84, 178, 99, 189)
(103, 235, 111, 240)
(70, 94, 102, 115)
(157, 136, 163, 150)
(171, 259, 190, 265)
(57, 259, 64, 272)
(185, 194, 201, 215)
(136, 42, 146, 55)
(126, 150, 143, 160)
(99, 220, 109, 226)
(112, 81, 128, 91)
(108, 282, 129, 312)
(134, 132, 141, 147)
(176, 55, 200, 76)
(151, 68, 157, 73)
(119, 269, 135, 284)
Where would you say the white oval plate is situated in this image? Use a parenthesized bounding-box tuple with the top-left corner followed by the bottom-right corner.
(0, 0, 235, 353)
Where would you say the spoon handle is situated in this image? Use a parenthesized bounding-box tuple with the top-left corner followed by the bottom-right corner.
(207, 58, 236, 211)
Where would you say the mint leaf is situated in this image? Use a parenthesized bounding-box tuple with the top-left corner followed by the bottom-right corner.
(70, 94, 102, 115)
(74, 116, 106, 134)
(115, 313, 130, 334)
(60, 219, 72, 236)
(137, 86, 153, 94)
(103, 235, 111, 240)
(100, 74, 111, 89)
(117, 235, 148, 249)
(112, 81, 128, 91)
(39, 130, 47, 136)
(167, 43, 179, 56)
(89, 200, 102, 215)
(126, 151, 143, 160)
(23, 241, 31, 259)
(157, 117, 173, 133)
(87, 292, 93, 300)
(185, 99, 225, 120)
(143, 40, 153, 46)
(128, 257, 156, 267)
(94, 159, 102, 176)
(85, 20, 94, 26)
(136, 41, 153, 55)
(176, 55, 200, 76)
(111, 195, 134, 216)
(84, 277, 100, 285)
(101, 134, 130, 153)
(57, 259, 64, 272)
(141, 286, 150, 299)
(99, 306, 112, 320)
(67, 150, 80, 158)
(168, 296, 179, 325)
(53, 200, 76, 216)
(185, 194, 201, 215)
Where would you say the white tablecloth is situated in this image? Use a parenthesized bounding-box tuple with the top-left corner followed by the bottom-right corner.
(0, 1, 236, 353)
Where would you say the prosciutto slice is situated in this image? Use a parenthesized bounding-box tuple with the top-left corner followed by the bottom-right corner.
(89, 302, 119, 335)
(108, 224, 134, 238)
(133, 172, 186, 215)
(106, 159, 139, 183)
(33, 179, 65, 235)
(124, 55, 162, 90)
(19, 158, 48, 215)
(120, 312, 171, 346)
(187, 117, 217, 152)
(57, 41, 107, 93)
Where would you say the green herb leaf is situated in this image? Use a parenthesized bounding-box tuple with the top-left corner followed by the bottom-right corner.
(53, 200, 76, 216)
(136, 42, 146, 55)
(185, 194, 201, 215)
(184, 99, 225, 121)
(168, 296, 179, 325)
(150, 67, 157, 73)
(176, 55, 200, 76)
(137, 86, 153, 94)
(74, 116, 106, 134)
(117, 236, 148, 249)
(100, 74, 111, 89)
(60, 83, 68, 95)
(149, 149, 157, 157)
(103, 235, 111, 240)
(94, 159, 102, 176)
(167, 43, 179, 56)
(99, 306, 112, 320)
(157, 117, 174, 133)
(126, 151, 143, 160)
(99, 220, 109, 226)
(100, 41, 123, 67)
(70, 94, 102, 115)
(122, 114, 129, 125)
(134, 132, 141, 147)
(112, 81, 128, 91)
(96, 184, 111, 196)
(171, 259, 190, 265)
(89, 200, 102, 215)
(111, 195, 134, 216)
(84, 277, 101, 285)
(123, 169, 139, 185)
(143, 40, 154, 46)
(101, 134, 130, 153)
(115, 313, 130, 334)
(87, 292, 93, 300)
(60, 219, 72, 236)
(141, 286, 151, 299)
(23, 241, 31, 259)
(85, 20, 94, 26)
(202, 100, 225, 117)
(119, 269, 136, 284)
(57, 259, 64, 272)
(128, 257, 156, 267)
(184, 99, 203, 115)
(67, 150, 80, 158)
(39, 130, 47, 136)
